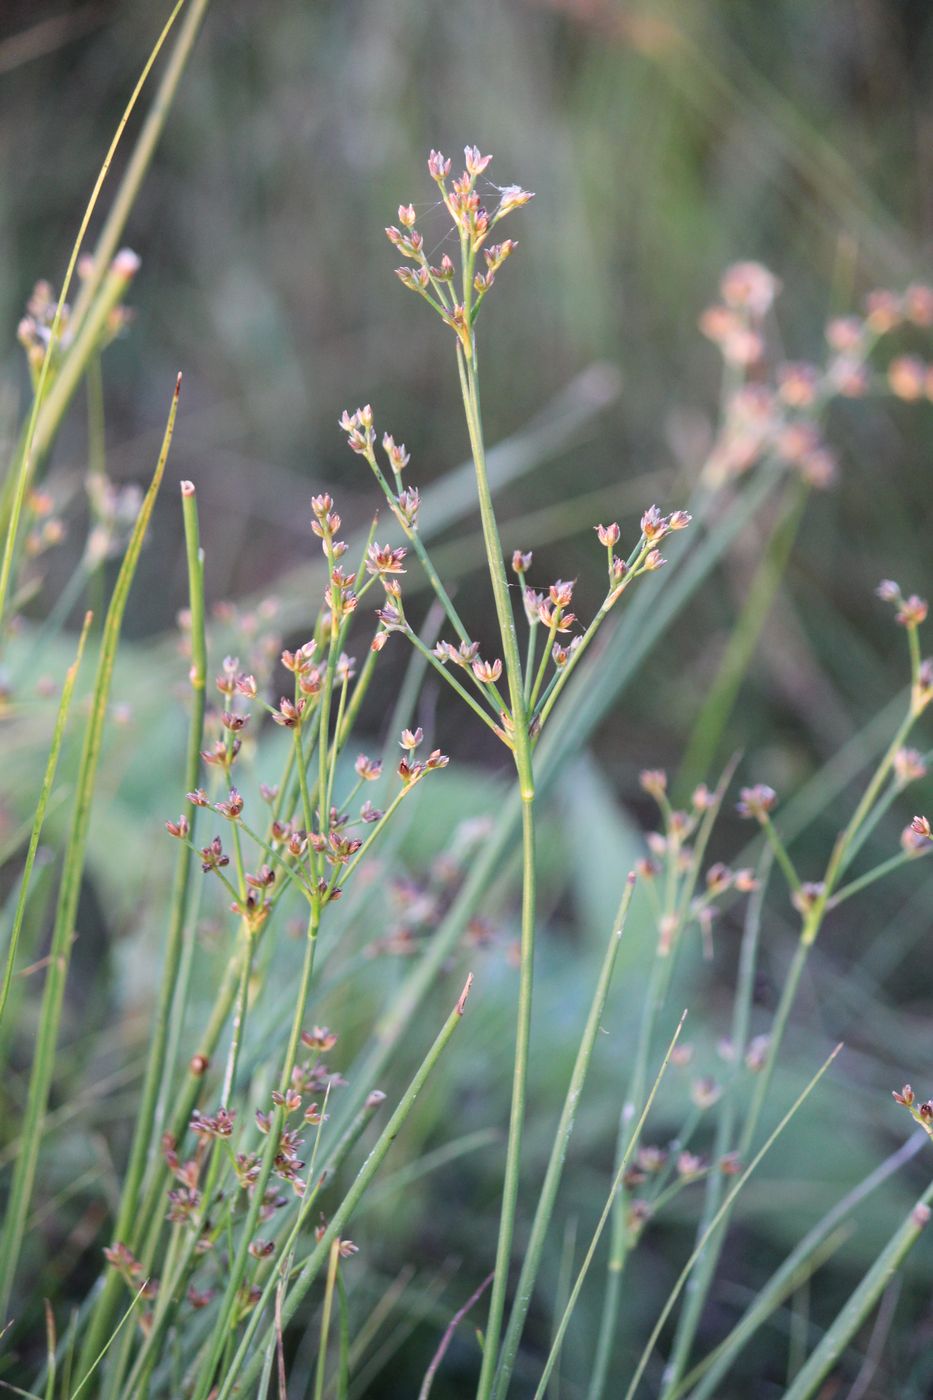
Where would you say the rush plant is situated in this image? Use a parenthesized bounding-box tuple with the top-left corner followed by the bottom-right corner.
(3, 15, 933, 1397)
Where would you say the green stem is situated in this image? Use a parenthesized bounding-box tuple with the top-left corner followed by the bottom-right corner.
(622, 1046, 843, 1400)
(829, 848, 932, 909)
(69, 0, 213, 336)
(681, 1133, 927, 1400)
(313, 1244, 341, 1400)
(0, 376, 179, 1323)
(659, 857, 772, 1396)
(678, 480, 808, 793)
(491, 877, 635, 1399)
(79, 477, 206, 1371)
(0, 613, 91, 1027)
(0, 2, 187, 634)
(782, 1176, 933, 1400)
(458, 338, 538, 1400)
(532, 1013, 688, 1400)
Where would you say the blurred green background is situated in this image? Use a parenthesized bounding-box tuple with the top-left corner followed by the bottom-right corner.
(2, 1, 933, 1395)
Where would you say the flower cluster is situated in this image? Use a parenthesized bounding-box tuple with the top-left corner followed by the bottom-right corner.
(699, 263, 933, 489)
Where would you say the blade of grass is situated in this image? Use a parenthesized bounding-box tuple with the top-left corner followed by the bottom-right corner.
(68, 1283, 148, 1400)
(783, 1176, 933, 1400)
(313, 1242, 342, 1400)
(677, 478, 808, 795)
(0, 375, 180, 1323)
(531, 1010, 689, 1400)
(623, 1043, 844, 1400)
(67, 0, 212, 336)
(0, 611, 91, 1027)
(0, 1, 186, 633)
(79, 476, 207, 1371)
(491, 875, 636, 1398)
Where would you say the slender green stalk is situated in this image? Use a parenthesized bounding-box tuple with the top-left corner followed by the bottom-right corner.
(588, 767, 736, 1398)
(678, 479, 808, 792)
(68, 0, 212, 335)
(0, 376, 180, 1322)
(313, 1242, 341, 1400)
(682, 1133, 927, 1400)
(0, 3, 186, 634)
(782, 1176, 933, 1400)
(457, 329, 539, 1400)
(69, 1284, 148, 1399)
(660, 858, 773, 1395)
(829, 847, 932, 909)
(217, 975, 474, 1397)
(622, 1044, 843, 1400)
(79, 478, 207, 1370)
(531, 1012, 688, 1400)
(491, 877, 636, 1398)
(0, 613, 91, 1026)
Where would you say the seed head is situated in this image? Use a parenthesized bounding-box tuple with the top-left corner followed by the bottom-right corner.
(639, 769, 667, 800)
(736, 784, 777, 820)
(549, 579, 575, 608)
(165, 815, 189, 839)
(676, 1151, 705, 1180)
(792, 881, 826, 916)
(301, 1026, 337, 1051)
(865, 289, 901, 333)
(493, 185, 534, 222)
(512, 549, 533, 575)
(596, 522, 620, 547)
(199, 836, 229, 873)
(428, 149, 451, 181)
(397, 486, 420, 526)
(272, 696, 305, 728)
(826, 315, 863, 352)
(366, 543, 407, 576)
(355, 754, 382, 781)
(888, 356, 927, 402)
(893, 1084, 915, 1106)
(720, 261, 781, 318)
(215, 787, 244, 820)
(896, 595, 928, 628)
(894, 748, 928, 786)
(472, 657, 503, 684)
(399, 727, 423, 751)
